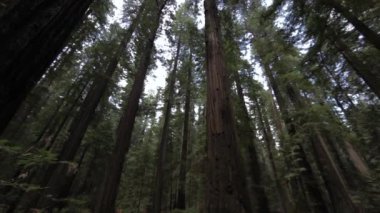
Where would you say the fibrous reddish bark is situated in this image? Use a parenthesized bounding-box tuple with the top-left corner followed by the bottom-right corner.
(204, 0, 253, 212)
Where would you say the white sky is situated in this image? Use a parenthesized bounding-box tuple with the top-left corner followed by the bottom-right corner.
(111, 0, 271, 95)
(112, 0, 187, 95)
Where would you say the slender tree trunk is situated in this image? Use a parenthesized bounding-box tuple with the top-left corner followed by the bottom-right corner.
(32, 4, 145, 209)
(176, 52, 192, 210)
(263, 63, 329, 213)
(234, 72, 270, 212)
(34, 59, 118, 208)
(321, 63, 356, 109)
(94, 2, 168, 212)
(204, 0, 253, 212)
(330, 33, 380, 98)
(1, 80, 86, 190)
(280, 67, 360, 212)
(31, 77, 86, 147)
(321, 0, 380, 50)
(295, 144, 330, 213)
(136, 164, 147, 212)
(0, 0, 94, 134)
(153, 40, 181, 213)
(310, 131, 358, 213)
(344, 141, 370, 177)
(73, 150, 99, 197)
(7, 81, 88, 212)
(57, 144, 90, 206)
(252, 94, 292, 213)
(46, 81, 90, 151)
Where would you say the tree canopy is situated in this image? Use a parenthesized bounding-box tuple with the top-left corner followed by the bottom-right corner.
(0, 0, 379, 212)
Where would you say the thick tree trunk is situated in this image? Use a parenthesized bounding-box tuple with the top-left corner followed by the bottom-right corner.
(176, 52, 192, 210)
(0, 0, 94, 134)
(94, 2, 167, 212)
(204, 0, 253, 212)
(321, 0, 380, 50)
(153, 40, 181, 213)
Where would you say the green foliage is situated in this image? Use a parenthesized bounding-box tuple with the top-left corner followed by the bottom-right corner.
(1, 0, 379, 212)
(0, 140, 57, 169)
(0, 180, 45, 192)
(0, 139, 21, 154)
(17, 149, 57, 169)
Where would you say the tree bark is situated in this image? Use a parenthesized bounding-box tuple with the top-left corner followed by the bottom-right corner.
(331, 35, 380, 98)
(252, 94, 292, 213)
(262, 63, 329, 213)
(0, 0, 94, 134)
(234, 72, 271, 213)
(31, 3, 145, 209)
(175, 52, 192, 210)
(279, 65, 359, 212)
(204, 0, 253, 212)
(153, 40, 181, 213)
(94, 2, 167, 212)
(310, 131, 358, 212)
(321, 0, 380, 50)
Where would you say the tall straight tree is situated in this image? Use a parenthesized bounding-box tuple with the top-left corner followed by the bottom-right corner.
(248, 5, 329, 211)
(0, 0, 95, 134)
(251, 14, 360, 210)
(32, 3, 146, 209)
(176, 52, 192, 210)
(249, 90, 292, 213)
(285, 0, 380, 98)
(153, 40, 181, 213)
(204, 0, 253, 212)
(329, 33, 380, 98)
(319, 0, 380, 50)
(94, 1, 168, 212)
(221, 5, 271, 211)
(234, 72, 270, 213)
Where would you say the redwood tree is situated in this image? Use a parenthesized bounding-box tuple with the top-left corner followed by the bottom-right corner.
(204, 0, 253, 212)
(94, 1, 168, 212)
(32, 3, 145, 208)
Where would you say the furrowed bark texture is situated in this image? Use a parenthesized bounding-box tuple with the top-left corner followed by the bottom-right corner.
(204, 0, 253, 212)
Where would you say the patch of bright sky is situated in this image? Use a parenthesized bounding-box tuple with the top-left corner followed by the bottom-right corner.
(111, 0, 274, 95)
(111, 0, 189, 95)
